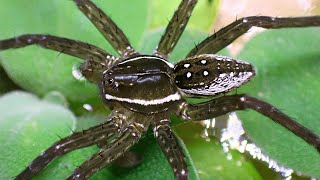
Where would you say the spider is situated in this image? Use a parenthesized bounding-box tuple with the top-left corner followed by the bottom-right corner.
(0, 0, 319, 179)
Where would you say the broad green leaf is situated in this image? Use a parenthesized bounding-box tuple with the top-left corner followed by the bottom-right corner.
(237, 28, 320, 177)
(0, 0, 149, 108)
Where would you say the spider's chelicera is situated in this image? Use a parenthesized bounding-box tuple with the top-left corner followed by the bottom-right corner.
(0, 0, 319, 179)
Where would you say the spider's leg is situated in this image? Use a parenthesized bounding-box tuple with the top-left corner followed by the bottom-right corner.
(187, 16, 320, 56)
(0, 34, 115, 63)
(154, 0, 197, 59)
(177, 94, 320, 152)
(15, 111, 123, 180)
(74, 0, 138, 58)
(67, 124, 142, 180)
(0, 34, 117, 83)
(153, 115, 188, 179)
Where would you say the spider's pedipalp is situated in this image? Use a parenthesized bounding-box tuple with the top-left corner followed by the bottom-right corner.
(177, 94, 320, 152)
(174, 54, 255, 96)
(68, 120, 144, 179)
(15, 111, 123, 180)
(153, 115, 188, 180)
(74, 0, 138, 58)
(154, 0, 197, 59)
(187, 16, 320, 56)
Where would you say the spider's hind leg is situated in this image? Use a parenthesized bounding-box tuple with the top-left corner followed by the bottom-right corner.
(177, 94, 320, 152)
(187, 16, 320, 56)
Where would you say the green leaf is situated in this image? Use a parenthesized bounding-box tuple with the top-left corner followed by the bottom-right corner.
(237, 28, 320, 177)
(0, 0, 149, 107)
(0, 91, 77, 179)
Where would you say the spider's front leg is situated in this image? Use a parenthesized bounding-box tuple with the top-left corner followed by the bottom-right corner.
(15, 111, 124, 180)
(0, 34, 114, 63)
(188, 16, 320, 56)
(74, 0, 138, 58)
(153, 115, 188, 180)
(177, 94, 320, 152)
(154, 0, 197, 58)
(0, 34, 117, 83)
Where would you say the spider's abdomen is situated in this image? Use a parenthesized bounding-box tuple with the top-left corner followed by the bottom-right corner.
(101, 55, 181, 114)
(174, 54, 255, 96)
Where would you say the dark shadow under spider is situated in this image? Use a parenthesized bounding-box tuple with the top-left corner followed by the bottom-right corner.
(0, 0, 319, 179)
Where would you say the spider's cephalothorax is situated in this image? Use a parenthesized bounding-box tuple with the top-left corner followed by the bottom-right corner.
(0, 0, 320, 179)
(100, 55, 182, 114)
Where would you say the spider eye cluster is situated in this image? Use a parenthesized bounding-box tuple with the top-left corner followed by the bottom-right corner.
(107, 77, 114, 85)
(102, 72, 114, 85)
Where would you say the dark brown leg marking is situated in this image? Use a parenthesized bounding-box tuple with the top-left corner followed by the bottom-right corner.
(188, 16, 320, 56)
(178, 94, 320, 152)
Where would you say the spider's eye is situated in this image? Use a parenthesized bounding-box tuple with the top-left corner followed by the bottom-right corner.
(107, 78, 114, 85)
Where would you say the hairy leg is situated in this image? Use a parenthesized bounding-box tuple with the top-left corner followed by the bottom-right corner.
(0, 34, 118, 83)
(74, 0, 138, 58)
(0, 34, 115, 63)
(67, 124, 141, 180)
(154, 0, 197, 59)
(153, 116, 188, 180)
(177, 94, 320, 152)
(15, 112, 124, 180)
(187, 16, 320, 56)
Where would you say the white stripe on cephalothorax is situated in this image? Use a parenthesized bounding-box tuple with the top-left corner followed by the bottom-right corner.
(105, 92, 181, 106)
(118, 55, 174, 68)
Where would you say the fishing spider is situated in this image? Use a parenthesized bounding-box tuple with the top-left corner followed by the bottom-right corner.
(0, 0, 319, 179)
